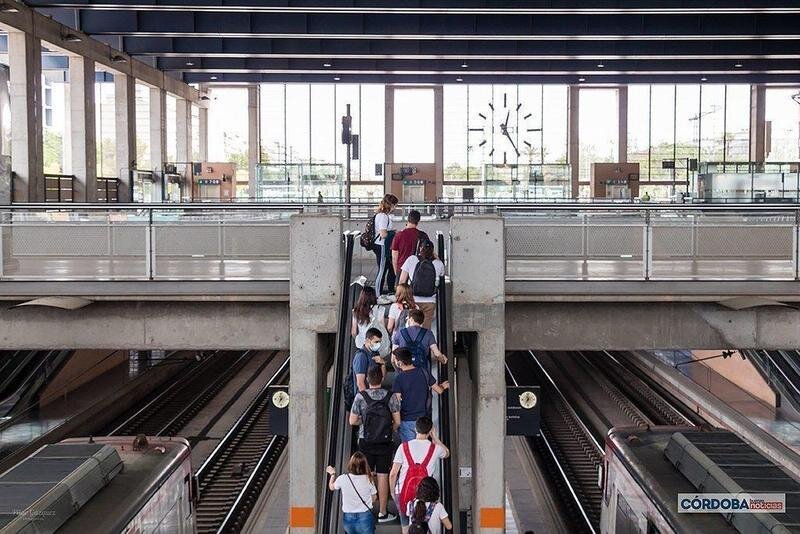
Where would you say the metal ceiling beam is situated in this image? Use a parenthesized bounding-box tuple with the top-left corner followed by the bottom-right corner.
(74, 10, 800, 38)
(24, 0, 800, 15)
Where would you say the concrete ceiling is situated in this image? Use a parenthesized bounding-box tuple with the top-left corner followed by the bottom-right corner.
(23, 0, 800, 84)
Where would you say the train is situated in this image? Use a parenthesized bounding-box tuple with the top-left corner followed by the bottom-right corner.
(0, 435, 196, 533)
(601, 426, 798, 534)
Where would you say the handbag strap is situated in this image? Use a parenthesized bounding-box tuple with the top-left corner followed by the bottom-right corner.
(346, 474, 377, 518)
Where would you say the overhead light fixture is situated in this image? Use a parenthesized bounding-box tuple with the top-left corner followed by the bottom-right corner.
(186, 61, 195, 66)
(209, 75, 218, 80)
(700, 77, 708, 81)
(63, 32, 82, 43)
(0, 2, 20, 13)
(110, 54, 127, 64)
(333, 76, 341, 81)
(456, 77, 463, 82)
(461, 63, 468, 68)
(734, 63, 743, 68)
(323, 62, 332, 67)
(578, 77, 586, 82)
(597, 63, 605, 68)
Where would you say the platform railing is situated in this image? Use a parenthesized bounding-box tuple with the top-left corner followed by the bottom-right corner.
(0, 204, 799, 281)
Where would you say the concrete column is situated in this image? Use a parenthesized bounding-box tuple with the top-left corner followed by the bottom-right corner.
(8, 30, 43, 202)
(198, 106, 208, 161)
(68, 56, 97, 202)
(617, 85, 628, 163)
(149, 87, 166, 199)
(433, 85, 444, 199)
(568, 85, 580, 198)
(114, 72, 135, 202)
(0, 65, 10, 204)
(450, 215, 506, 533)
(176, 97, 190, 162)
(750, 84, 766, 164)
(247, 85, 260, 198)
(288, 214, 342, 533)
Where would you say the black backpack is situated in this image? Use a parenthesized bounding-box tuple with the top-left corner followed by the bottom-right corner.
(411, 258, 437, 298)
(360, 215, 376, 250)
(361, 390, 394, 444)
(344, 370, 356, 410)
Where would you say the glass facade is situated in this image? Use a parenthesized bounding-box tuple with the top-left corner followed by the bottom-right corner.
(134, 83, 151, 170)
(766, 88, 800, 161)
(207, 87, 249, 189)
(94, 77, 116, 177)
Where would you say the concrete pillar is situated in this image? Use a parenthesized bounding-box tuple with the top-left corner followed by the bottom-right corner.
(247, 85, 259, 198)
(198, 106, 208, 161)
(149, 87, 166, 199)
(450, 215, 506, 533)
(176, 97, 190, 162)
(114, 72, 135, 202)
(568, 85, 580, 198)
(750, 84, 766, 164)
(0, 65, 10, 204)
(288, 214, 342, 533)
(8, 30, 43, 202)
(618, 85, 628, 163)
(68, 56, 97, 202)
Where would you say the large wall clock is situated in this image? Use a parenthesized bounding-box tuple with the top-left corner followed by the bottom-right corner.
(469, 91, 539, 166)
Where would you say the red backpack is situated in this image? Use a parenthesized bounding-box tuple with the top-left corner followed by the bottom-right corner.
(398, 441, 436, 515)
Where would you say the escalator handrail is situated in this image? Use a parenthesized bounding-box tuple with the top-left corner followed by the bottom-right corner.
(435, 231, 455, 521)
(320, 231, 358, 534)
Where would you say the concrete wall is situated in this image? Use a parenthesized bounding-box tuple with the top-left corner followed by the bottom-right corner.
(506, 302, 800, 350)
(0, 301, 289, 350)
(39, 349, 128, 406)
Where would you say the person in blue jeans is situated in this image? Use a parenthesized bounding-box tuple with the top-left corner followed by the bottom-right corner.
(327, 452, 377, 534)
(391, 347, 449, 442)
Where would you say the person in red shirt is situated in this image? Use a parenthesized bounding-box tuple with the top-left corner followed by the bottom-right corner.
(391, 210, 428, 275)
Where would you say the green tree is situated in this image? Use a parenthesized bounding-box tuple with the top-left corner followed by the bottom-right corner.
(43, 129, 63, 174)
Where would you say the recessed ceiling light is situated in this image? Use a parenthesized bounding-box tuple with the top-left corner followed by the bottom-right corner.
(578, 77, 586, 82)
(461, 63, 468, 68)
(110, 54, 127, 64)
(63, 33, 82, 43)
(186, 61, 195, 66)
(597, 63, 605, 68)
(323, 63, 332, 67)
(700, 77, 707, 81)
(456, 77, 463, 82)
(210, 75, 218, 80)
(734, 63, 743, 68)
(334, 76, 341, 81)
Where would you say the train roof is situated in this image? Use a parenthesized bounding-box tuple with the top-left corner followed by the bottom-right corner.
(606, 426, 800, 534)
(57, 436, 191, 533)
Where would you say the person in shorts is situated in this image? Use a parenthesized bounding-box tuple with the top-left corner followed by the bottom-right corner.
(350, 365, 401, 523)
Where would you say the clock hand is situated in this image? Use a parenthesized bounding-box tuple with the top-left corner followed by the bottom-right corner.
(503, 129, 520, 156)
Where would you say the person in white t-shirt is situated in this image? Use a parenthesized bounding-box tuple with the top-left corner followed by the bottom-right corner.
(398, 240, 445, 329)
(389, 416, 449, 533)
(407, 476, 452, 534)
(372, 194, 398, 296)
(327, 452, 377, 534)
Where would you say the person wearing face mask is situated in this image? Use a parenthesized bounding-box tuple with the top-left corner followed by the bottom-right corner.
(351, 328, 387, 399)
(350, 366, 401, 524)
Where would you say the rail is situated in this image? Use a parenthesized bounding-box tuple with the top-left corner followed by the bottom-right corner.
(319, 231, 358, 534)
(0, 203, 799, 281)
(435, 231, 456, 523)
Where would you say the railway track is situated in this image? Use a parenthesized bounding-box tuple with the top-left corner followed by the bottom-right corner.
(105, 350, 257, 437)
(506, 350, 702, 534)
(194, 356, 289, 533)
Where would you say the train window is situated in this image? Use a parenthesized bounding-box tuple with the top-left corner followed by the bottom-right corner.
(615, 493, 640, 534)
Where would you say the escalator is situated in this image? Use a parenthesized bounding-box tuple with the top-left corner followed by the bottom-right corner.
(0, 350, 73, 421)
(320, 231, 458, 533)
(745, 349, 800, 414)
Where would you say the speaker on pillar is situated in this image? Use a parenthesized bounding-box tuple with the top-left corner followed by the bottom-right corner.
(351, 134, 359, 160)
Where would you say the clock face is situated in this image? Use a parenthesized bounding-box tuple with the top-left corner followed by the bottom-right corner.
(469, 91, 540, 166)
(272, 390, 290, 409)
(519, 390, 538, 409)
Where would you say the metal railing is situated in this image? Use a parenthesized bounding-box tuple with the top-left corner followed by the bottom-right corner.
(1, 203, 799, 282)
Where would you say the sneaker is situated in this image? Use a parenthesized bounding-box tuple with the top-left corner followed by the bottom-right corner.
(377, 512, 397, 523)
(377, 294, 396, 305)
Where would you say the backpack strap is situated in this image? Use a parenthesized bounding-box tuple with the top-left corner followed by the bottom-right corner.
(420, 442, 436, 468)
(413, 328, 427, 344)
(402, 441, 415, 465)
(346, 474, 377, 518)
(400, 328, 413, 345)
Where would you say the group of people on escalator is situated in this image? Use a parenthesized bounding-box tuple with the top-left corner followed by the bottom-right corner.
(327, 200, 453, 534)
